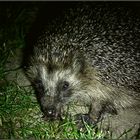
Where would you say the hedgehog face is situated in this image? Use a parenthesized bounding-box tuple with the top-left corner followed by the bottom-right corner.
(31, 64, 90, 121)
(24, 47, 93, 121)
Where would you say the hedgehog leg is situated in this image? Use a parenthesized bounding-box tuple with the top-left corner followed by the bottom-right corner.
(74, 113, 95, 132)
(89, 101, 118, 124)
(88, 101, 104, 123)
(74, 101, 104, 131)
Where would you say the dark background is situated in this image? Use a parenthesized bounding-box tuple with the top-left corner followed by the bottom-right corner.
(0, 1, 140, 48)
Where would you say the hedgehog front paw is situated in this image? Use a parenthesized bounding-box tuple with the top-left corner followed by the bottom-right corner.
(74, 113, 97, 132)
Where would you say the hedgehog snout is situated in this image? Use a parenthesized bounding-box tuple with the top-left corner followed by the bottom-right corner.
(42, 105, 61, 121)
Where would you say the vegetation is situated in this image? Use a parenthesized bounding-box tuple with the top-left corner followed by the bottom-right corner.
(0, 82, 104, 139)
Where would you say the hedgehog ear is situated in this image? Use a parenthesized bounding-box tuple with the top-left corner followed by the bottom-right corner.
(72, 57, 85, 73)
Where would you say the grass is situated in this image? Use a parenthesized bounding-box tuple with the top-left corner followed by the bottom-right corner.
(0, 82, 105, 139)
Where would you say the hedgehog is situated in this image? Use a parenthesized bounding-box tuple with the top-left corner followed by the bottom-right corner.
(22, 2, 140, 138)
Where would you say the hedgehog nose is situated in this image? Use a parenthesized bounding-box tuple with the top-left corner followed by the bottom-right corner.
(46, 106, 57, 118)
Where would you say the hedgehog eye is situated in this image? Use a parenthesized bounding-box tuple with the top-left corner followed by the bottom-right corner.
(62, 81, 69, 91)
